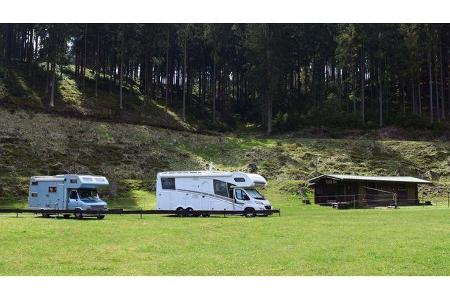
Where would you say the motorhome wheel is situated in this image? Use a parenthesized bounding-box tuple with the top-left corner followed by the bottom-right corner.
(74, 209, 83, 219)
(96, 215, 105, 220)
(176, 207, 184, 217)
(185, 207, 194, 217)
(244, 207, 256, 217)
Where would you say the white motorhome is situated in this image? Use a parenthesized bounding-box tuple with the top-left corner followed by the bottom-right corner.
(28, 174, 109, 219)
(156, 170, 272, 216)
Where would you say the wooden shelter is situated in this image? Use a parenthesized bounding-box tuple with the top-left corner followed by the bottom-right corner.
(308, 174, 432, 207)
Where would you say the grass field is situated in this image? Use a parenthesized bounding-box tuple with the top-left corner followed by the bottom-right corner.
(1, 185, 450, 276)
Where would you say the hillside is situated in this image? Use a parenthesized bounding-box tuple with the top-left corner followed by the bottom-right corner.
(1, 108, 449, 207)
(0, 63, 198, 132)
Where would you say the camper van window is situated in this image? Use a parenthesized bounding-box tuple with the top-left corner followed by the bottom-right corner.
(78, 189, 99, 199)
(48, 187, 57, 193)
(245, 189, 265, 200)
(235, 189, 249, 201)
(70, 179, 77, 184)
(161, 178, 176, 190)
(31, 181, 38, 185)
(213, 180, 229, 197)
(234, 177, 245, 182)
(31, 192, 38, 197)
(69, 190, 78, 200)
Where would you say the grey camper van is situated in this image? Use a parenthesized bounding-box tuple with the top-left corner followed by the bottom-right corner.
(28, 174, 109, 219)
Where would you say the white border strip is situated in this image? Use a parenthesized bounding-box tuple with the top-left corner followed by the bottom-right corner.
(0, 277, 449, 300)
(1, 0, 450, 23)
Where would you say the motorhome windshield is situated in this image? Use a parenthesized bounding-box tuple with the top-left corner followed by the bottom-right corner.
(245, 189, 265, 200)
(78, 189, 99, 200)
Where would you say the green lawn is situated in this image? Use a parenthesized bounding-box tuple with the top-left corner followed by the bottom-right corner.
(1, 185, 450, 275)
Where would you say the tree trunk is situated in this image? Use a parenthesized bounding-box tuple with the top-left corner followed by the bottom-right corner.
(212, 56, 216, 123)
(360, 45, 365, 123)
(27, 28, 34, 76)
(95, 31, 99, 97)
(440, 43, 445, 120)
(417, 73, 422, 116)
(401, 80, 406, 113)
(435, 54, 440, 122)
(143, 55, 148, 102)
(267, 93, 272, 134)
(352, 69, 356, 113)
(428, 50, 433, 123)
(378, 64, 383, 127)
(149, 57, 154, 100)
(182, 33, 187, 121)
(45, 58, 50, 94)
(83, 24, 87, 96)
(165, 29, 170, 109)
(50, 61, 56, 108)
(411, 79, 416, 115)
(119, 38, 124, 110)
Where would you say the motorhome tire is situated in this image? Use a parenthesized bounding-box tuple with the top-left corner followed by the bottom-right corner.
(201, 213, 210, 217)
(74, 209, 83, 219)
(63, 214, 70, 219)
(176, 207, 184, 217)
(96, 215, 105, 220)
(244, 208, 256, 217)
(185, 207, 194, 217)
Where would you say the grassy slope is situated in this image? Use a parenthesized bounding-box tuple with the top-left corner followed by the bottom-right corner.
(0, 63, 194, 131)
(1, 108, 450, 205)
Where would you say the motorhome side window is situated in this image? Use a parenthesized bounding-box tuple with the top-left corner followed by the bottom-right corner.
(48, 187, 57, 193)
(213, 180, 228, 197)
(161, 177, 176, 190)
(31, 192, 38, 197)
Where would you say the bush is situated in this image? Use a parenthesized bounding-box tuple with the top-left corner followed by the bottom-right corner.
(385, 113, 430, 129)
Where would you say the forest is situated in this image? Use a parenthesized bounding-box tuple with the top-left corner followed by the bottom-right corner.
(1, 24, 450, 133)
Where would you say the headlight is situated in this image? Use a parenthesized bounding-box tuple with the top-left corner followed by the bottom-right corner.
(255, 201, 264, 205)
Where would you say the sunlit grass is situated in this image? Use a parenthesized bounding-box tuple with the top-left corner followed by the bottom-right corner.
(1, 187, 450, 275)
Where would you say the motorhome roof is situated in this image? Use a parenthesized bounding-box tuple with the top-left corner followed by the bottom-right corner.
(31, 176, 65, 182)
(158, 171, 268, 187)
(31, 174, 109, 185)
(158, 171, 234, 177)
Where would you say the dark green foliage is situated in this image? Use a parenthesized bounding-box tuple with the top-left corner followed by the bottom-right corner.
(1, 24, 450, 133)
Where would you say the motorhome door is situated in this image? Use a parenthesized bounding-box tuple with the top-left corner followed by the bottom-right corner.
(57, 183, 65, 209)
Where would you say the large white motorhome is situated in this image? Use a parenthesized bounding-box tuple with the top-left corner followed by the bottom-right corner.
(156, 170, 272, 216)
(28, 174, 109, 219)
